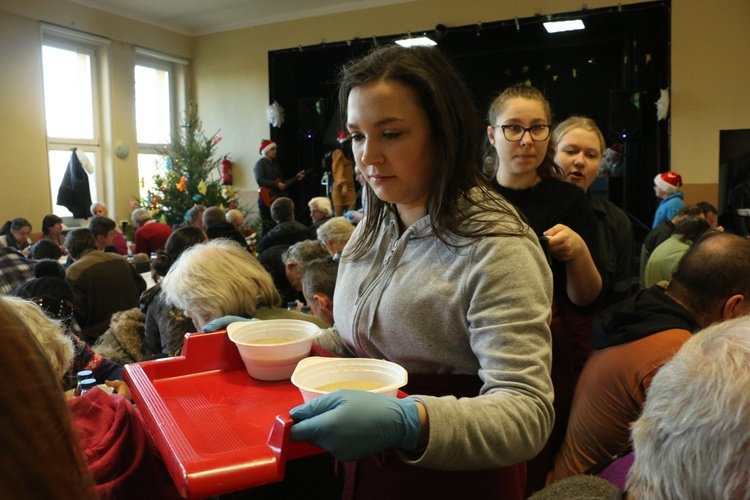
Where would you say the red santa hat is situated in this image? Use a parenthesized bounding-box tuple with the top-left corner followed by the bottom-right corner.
(336, 130, 349, 143)
(259, 139, 277, 155)
(654, 172, 683, 194)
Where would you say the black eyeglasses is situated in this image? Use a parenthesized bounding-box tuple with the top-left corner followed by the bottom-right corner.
(497, 124, 551, 142)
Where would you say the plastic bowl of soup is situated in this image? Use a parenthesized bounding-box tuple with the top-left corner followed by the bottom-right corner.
(227, 319, 324, 381)
(291, 357, 408, 403)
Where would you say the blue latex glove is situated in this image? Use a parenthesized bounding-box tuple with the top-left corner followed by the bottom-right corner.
(289, 390, 422, 462)
(202, 316, 254, 333)
(343, 210, 355, 221)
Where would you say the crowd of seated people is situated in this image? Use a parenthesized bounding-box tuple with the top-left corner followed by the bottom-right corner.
(2, 156, 743, 498)
(6, 46, 750, 499)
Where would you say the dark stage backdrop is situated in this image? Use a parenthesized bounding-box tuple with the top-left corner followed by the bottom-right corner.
(268, 1, 669, 231)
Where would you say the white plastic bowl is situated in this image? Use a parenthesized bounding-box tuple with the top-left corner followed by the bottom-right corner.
(291, 357, 408, 403)
(227, 319, 324, 381)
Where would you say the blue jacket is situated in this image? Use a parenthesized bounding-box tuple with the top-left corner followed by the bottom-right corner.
(652, 192, 684, 229)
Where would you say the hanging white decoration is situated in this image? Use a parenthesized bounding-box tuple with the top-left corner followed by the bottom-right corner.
(656, 88, 670, 121)
(266, 100, 285, 128)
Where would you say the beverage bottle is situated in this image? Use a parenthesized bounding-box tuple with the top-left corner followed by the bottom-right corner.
(74, 370, 94, 397)
(79, 378, 97, 396)
(287, 301, 298, 311)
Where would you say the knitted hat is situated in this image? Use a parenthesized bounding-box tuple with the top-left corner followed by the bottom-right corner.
(12, 275, 75, 325)
(654, 172, 683, 194)
(259, 139, 277, 155)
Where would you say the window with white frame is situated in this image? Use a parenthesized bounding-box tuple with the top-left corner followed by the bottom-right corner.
(41, 26, 108, 218)
(135, 49, 187, 200)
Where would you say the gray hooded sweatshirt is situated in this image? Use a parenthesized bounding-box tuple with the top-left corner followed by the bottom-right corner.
(317, 189, 554, 471)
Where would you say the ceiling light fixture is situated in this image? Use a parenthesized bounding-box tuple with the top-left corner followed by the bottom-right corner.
(394, 36, 437, 47)
(543, 19, 585, 33)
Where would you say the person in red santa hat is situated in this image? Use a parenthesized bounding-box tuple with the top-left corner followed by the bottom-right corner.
(652, 171, 685, 229)
(254, 139, 306, 234)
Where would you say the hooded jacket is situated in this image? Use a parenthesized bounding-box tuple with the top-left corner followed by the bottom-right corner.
(552, 285, 698, 481)
(317, 188, 554, 471)
(592, 285, 700, 350)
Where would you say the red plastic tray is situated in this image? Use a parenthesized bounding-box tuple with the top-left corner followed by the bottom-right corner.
(123, 330, 334, 499)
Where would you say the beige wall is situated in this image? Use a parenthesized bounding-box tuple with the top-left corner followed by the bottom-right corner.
(193, 0, 650, 194)
(194, 0, 750, 210)
(1, 0, 749, 228)
(672, 0, 750, 205)
(0, 0, 191, 227)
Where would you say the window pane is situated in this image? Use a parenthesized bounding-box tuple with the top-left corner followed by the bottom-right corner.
(42, 46, 95, 139)
(135, 65, 171, 144)
(48, 149, 98, 218)
(137, 153, 167, 200)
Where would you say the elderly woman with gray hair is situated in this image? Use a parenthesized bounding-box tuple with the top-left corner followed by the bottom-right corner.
(160, 238, 327, 331)
(316, 216, 354, 259)
(0, 295, 181, 498)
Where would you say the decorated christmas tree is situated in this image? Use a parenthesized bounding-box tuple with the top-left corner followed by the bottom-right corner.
(135, 104, 242, 227)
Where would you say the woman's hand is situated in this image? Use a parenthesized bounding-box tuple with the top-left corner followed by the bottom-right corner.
(543, 224, 586, 262)
(544, 224, 602, 306)
(289, 390, 423, 462)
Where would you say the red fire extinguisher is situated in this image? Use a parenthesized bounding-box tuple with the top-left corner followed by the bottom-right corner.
(220, 154, 233, 185)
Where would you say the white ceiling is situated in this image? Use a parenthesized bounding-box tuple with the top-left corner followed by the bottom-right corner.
(67, 0, 416, 36)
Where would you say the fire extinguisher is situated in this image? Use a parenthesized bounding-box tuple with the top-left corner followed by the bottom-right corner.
(220, 154, 233, 185)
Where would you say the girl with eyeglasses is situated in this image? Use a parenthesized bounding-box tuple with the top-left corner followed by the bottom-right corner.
(487, 84, 604, 494)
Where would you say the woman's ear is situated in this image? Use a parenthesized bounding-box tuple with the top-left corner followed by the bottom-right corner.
(487, 125, 495, 146)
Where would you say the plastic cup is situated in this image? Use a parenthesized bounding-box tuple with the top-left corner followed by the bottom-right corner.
(291, 357, 408, 402)
(227, 319, 324, 381)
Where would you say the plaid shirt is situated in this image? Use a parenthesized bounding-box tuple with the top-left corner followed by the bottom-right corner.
(0, 248, 35, 295)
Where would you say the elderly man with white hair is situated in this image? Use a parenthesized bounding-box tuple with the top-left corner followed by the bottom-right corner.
(627, 315, 750, 499)
(226, 209, 245, 232)
(308, 196, 333, 235)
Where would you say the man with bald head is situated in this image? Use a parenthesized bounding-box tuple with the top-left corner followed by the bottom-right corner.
(226, 209, 245, 232)
(551, 231, 750, 482)
(202, 206, 248, 250)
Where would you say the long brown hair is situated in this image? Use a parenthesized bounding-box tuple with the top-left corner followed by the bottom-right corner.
(0, 301, 96, 498)
(338, 45, 525, 259)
